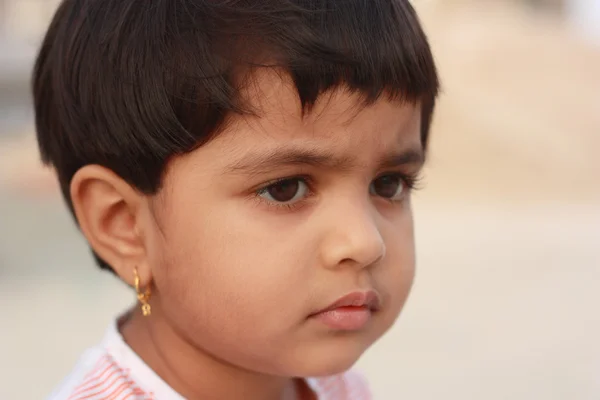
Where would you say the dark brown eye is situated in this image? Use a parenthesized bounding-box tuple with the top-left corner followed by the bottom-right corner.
(370, 175, 404, 200)
(258, 179, 308, 203)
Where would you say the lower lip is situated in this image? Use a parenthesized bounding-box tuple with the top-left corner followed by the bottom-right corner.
(312, 306, 372, 331)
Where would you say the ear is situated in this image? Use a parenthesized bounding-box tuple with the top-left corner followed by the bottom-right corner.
(70, 165, 152, 287)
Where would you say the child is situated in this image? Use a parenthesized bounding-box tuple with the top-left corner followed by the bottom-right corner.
(34, 0, 438, 398)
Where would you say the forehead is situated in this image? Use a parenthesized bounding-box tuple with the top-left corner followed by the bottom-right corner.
(156, 70, 423, 208)
(217, 69, 422, 158)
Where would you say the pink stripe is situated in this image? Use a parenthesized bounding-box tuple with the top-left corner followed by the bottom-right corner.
(68, 357, 113, 399)
(101, 378, 134, 399)
(119, 392, 136, 400)
(68, 353, 149, 400)
(70, 367, 124, 399)
(72, 369, 127, 399)
(82, 356, 109, 381)
(69, 360, 116, 398)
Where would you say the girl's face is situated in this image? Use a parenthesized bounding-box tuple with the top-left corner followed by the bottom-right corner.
(144, 72, 423, 377)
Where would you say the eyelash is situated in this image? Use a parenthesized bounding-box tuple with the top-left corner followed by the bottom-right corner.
(253, 172, 422, 211)
(253, 175, 315, 211)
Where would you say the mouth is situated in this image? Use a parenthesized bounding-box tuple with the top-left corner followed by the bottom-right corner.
(309, 290, 381, 331)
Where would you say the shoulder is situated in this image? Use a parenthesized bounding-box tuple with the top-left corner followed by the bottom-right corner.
(45, 346, 104, 400)
(307, 369, 372, 399)
(46, 347, 148, 400)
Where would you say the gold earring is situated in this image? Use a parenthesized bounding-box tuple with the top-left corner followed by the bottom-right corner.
(134, 267, 152, 316)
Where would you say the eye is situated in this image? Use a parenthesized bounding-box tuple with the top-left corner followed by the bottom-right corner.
(257, 178, 309, 204)
(370, 175, 405, 200)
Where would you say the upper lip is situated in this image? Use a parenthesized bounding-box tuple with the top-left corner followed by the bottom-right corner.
(313, 290, 382, 315)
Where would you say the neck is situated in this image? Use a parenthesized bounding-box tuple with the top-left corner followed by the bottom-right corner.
(120, 308, 313, 400)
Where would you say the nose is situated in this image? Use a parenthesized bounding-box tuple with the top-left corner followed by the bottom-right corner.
(319, 201, 386, 270)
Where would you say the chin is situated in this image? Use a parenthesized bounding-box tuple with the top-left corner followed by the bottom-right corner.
(304, 356, 362, 377)
(285, 335, 372, 378)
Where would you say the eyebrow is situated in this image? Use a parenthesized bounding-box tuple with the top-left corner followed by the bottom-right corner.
(224, 145, 424, 176)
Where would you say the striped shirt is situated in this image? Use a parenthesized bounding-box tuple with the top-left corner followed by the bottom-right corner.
(47, 320, 372, 399)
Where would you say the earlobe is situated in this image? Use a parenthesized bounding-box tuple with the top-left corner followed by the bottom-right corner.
(70, 165, 150, 286)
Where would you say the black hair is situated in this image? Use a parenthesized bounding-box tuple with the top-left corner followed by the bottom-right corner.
(33, 0, 439, 272)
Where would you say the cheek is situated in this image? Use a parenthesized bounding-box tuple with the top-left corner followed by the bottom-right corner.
(378, 210, 416, 318)
(151, 201, 314, 340)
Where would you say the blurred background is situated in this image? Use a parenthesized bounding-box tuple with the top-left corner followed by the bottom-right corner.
(1, 0, 599, 399)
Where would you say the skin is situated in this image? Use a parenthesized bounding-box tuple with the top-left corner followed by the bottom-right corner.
(70, 70, 423, 400)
